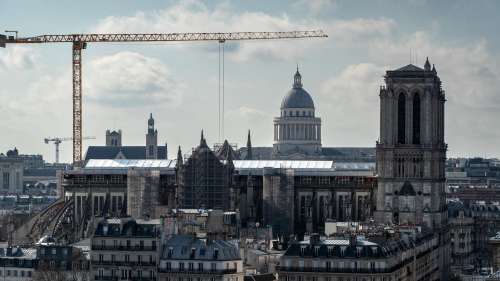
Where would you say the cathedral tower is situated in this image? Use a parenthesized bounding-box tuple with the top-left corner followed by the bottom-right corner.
(105, 129, 122, 147)
(146, 113, 158, 159)
(375, 58, 447, 229)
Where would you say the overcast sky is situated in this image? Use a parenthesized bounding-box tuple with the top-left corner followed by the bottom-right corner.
(1, 0, 499, 163)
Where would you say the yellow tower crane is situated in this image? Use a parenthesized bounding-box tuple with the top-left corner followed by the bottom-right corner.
(1, 30, 327, 166)
(44, 136, 96, 164)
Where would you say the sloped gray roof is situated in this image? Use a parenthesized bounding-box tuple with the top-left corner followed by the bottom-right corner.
(85, 146, 167, 161)
(161, 235, 240, 261)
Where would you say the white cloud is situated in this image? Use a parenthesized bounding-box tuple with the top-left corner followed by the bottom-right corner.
(85, 52, 183, 107)
(91, 1, 395, 61)
(319, 63, 385, 145)
(228, 106, 268, 119)
(0, 46, 36, 70)
(294, 0, 337, 14)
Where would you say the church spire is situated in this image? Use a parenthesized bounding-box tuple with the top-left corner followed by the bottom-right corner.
(293, 66, 303, 88)
(148, 113, 155, 134)
(176, 146, 183, 167)
(246, 130, 253, 160)
(432, 64, 437, 74)
(424, 57, 431, 71)
(200, 129, 207, 147)
(226, 142, 234, 168)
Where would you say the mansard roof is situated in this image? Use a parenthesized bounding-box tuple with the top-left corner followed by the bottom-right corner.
(161, 234, 240, 261)
(85, 146, 167, 161)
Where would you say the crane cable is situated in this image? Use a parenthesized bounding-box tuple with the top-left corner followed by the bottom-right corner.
(218, 41, 226, 143)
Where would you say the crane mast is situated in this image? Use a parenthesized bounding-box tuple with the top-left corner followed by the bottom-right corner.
(1, 31, 327, 166)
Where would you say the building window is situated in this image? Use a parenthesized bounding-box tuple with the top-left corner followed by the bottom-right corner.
(180, 262, 185, 271)
(3, 172, 9, 189)
(413, 93, 421, 144)
(398, 92, 406, 144)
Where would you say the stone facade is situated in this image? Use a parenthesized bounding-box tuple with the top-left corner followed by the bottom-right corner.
(0, 157, 24, 194)
(90, 218, 160, 281)
(277, 231, 442, 281)
(374, 60, 447, 229)
(105, 129, 122, 147)
(158, 235, 243, 281)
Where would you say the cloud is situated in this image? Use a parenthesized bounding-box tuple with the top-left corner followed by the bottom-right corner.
(228, 106, 268, 119)
(85, 52, 183, 107)
(91, 1, 395, 61)
(319, 63, 385, 145)
(0, 46, 36, 70)
(294, 0, 337, 14)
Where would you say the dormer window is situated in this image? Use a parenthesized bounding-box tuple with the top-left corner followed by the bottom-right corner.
(327, 246, 333, 257)
(300, 246, 306, 256)
(340, 246, 346, 257)
(314, 246, 319, 257)
(168, 247, 173, 258)
(356, 247, 362, 257)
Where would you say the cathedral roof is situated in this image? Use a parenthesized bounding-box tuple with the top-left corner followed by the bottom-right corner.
(280, 69, 315, 109)
(394, 64, 425, 72)
(84, 146, 167, 161)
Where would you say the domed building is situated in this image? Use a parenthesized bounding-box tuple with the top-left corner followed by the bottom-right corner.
(273, 68, 322, 158)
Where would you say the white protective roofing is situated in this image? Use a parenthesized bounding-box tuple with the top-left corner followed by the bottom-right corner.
(85, 159, 177, 169)
(233, 160, 334, 169)
(84, 159, 375, 176)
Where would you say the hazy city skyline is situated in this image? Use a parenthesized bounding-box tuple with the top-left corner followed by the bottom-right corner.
(1, 0, 499, 162)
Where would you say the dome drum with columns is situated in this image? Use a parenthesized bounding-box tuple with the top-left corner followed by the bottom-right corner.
(273, 68, 322, 158)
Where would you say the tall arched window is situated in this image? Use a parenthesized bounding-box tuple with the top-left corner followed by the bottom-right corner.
(413, 93, 421, 144)
(398, 93, 406, 144)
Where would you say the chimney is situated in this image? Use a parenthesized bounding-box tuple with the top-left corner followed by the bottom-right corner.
(310, 233, 320, 244)
(349, 234, 357, 246)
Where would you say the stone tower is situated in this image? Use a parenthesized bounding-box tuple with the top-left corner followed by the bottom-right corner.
(146, 113, 158, 159)
(246, 130, 253, 160)
(105, 129, 122, 147)
(273, 68, 322, 158)
(375, 58, 447, 230)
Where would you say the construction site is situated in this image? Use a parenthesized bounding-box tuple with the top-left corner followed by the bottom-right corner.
(0, 30, 329, 245)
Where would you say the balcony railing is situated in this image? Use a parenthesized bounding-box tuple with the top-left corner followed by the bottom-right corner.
(92, 260, 157, 267)
(157, 268, 238, 274)
(276, 266, 395, 274)
(94, 276, 155, 281)
(91, 245, 157, 251)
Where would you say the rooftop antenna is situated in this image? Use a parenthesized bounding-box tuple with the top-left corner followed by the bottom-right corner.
(409, 48, 412, 64)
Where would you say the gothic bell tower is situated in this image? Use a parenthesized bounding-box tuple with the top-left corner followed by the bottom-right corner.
(374, 58, 447, 229)
(146, 113, 158, 159)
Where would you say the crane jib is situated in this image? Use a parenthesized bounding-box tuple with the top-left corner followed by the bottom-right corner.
(1, 31, 327, 44)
